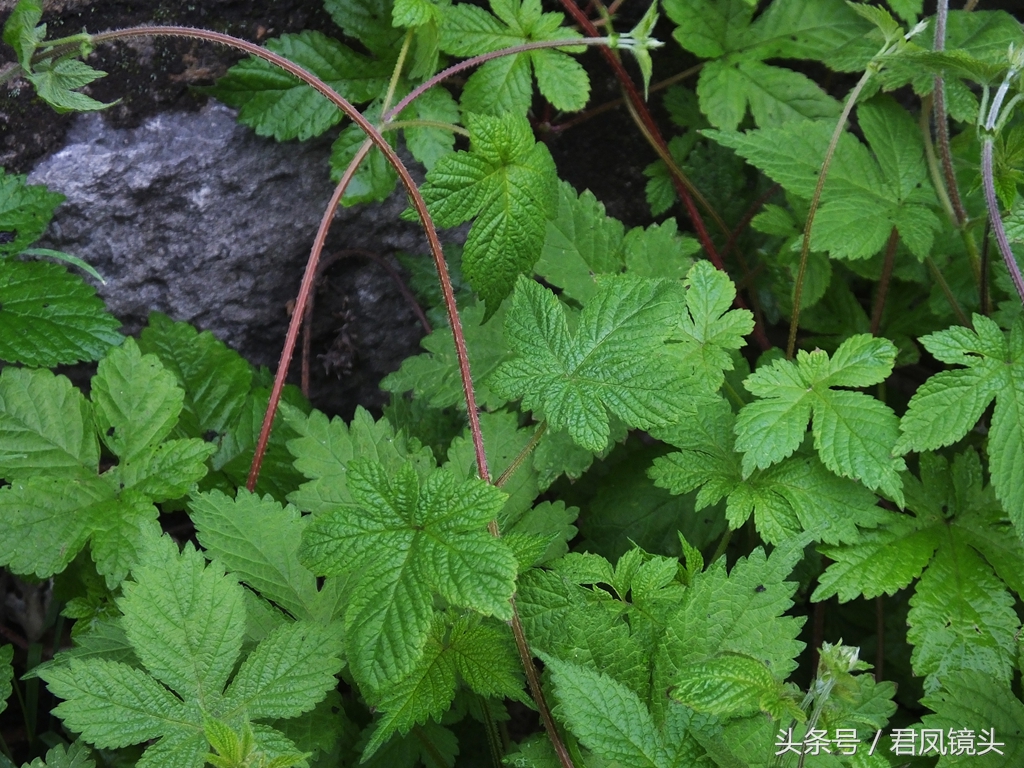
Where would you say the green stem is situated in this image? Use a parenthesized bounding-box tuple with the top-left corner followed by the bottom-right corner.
(926, 257, 972, 327)
(380, 29, 413, 116)
(383, 119, 470, 137)
(495, 422, 548, 489)
(787, 65, 876, 358)
(710, 528, 733, 564)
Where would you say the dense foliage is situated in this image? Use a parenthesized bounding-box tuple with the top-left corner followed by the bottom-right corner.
(1, 0, 1024, 765)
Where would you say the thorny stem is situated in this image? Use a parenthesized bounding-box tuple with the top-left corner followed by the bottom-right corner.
(495, 422, 548, 488)
(788, 65, 875, 359)
(869, 228, 900, 336)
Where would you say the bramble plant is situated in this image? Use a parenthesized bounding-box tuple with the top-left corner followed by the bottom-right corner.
(1, 0, 1024, 765)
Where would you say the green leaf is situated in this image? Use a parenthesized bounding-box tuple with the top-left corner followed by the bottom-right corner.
(381, 298, 512, 410)
(91, 338, 183, 463)
(672, 260, 754, 391)
(40, 536, 340, 768)
(898, 315, 1024, 523)
(920, 673, 1024, 766)
(491, 275, 695, 452)
(2, 0, 44, 69)
(651, 398, 886, 545)
(535, 182, 625, 304)
(27, 58, 111, 113)
(671, 652, 802, 721)
(418, 113, 558, 313)
(439, 0, 588, 115)
(329, 115, 397, 206)
(0, 168, 64, 256)
(208, 31, 390, 141)
(325, 0, 404, 57)
(0, 645, 12, 717)
(907, 539, 1018, 693)
(543, 654, 670, 768)
(0, 259, 122, 366)
(735, 333, 905, 504)
(402, 87, 460, 171)
(137, 312, 253, 439)
(23, 742, 95, 768)
(299, 458, 516, 691)
(622, 218, 700, 281)
(0, 367, 98, 480)
(190, 489, 327, 623)
(285, 405, 434, 515)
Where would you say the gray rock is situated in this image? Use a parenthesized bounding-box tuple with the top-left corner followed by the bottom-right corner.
(27, 102, 442, 414)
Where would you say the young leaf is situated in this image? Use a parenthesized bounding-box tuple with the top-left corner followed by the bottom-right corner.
(491, 275, 695, 452)
(439, 0, 588, 115)
(671, 652, 803, 721)
(299, 458, 516, 691)
(734, 333, 905, 504)
(418, 113, 558, 313)
(39, 537, 341, 768)
(897, 314, 1024, 523)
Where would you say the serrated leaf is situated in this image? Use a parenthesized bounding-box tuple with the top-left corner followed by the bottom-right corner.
(419, 113, 558, 313)
(0, 259, 121, 367)
(535, 182, 625, 304)
(735, 334, 905, 503)
(26, 58, 111, 113)
(0, 367, 97, 480)
(0, 169, 64, 257)
(208, 31, 390, 141)
(24, 742, 95, 768)
(440, 0, 588, 115)
(381, 298, 512, 410)
(329, 103, 397, 205)
(92, 338, 184, 463)
(2, 0, 44, 69)
(622, 218, 700, 281)
(137, 312, 253, 439)
(898, 315, 1024, 522)
(299, 459, 515, 691)
(40, 536, 341, 768)
(285, 405, 434, 514)
(672, 652, 802, 721)
(543, 654, 670, 768)
(325, 0, 404, 56)
(491, 275, 695, 452)
(190, 489, 325, 622)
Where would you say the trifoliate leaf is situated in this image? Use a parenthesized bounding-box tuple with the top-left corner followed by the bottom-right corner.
(0, 259, 122, 366)
(285, 405, 434, 515)
(543, 654, 671, 768)
(40, 537, 341, 768)
(491, 275, 695, 452)
(0, 168, 64, 257)
(381, 298, 512, 410)
(672, 260, 754, 391)
(735, 333, 905, 504)
(418, 113, 558, 313)
(27, 58, 111, 114)
(208, 31, 390, 141)
(535, 182, 625, 304)
(299, 458, 516, 691)
(897, 314, 1024, 524)
(137, 312, 253, 439)
(651, 398, 886, 545)
(439, 0, 588, 115)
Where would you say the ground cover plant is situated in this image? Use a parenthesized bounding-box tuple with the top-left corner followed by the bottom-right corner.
(0, 0, 1023, 764)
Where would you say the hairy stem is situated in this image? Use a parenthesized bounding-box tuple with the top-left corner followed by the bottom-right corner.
(870, 228, 900, 336)
(788, 66, 875, 358)
(495, 422, 548, 488)
(932, 0, 969, 228)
